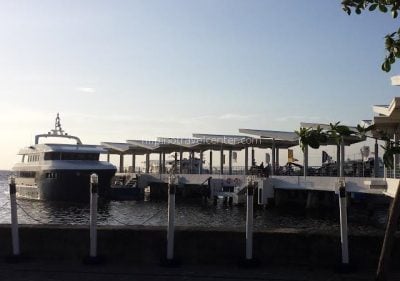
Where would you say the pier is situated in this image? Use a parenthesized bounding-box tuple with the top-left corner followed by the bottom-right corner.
(99, 98, 400, 206)
(102, 132, 367, 201)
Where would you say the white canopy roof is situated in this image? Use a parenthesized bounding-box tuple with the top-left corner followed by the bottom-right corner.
(238, 129, 298, 142)
(370, 97, 400, 137)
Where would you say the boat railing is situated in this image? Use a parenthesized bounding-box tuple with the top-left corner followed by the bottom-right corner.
(132, 164, 387, 178)
(34, 114, 82, 145)
(35, 134, 82, 145)
(385, 165, 400, 179)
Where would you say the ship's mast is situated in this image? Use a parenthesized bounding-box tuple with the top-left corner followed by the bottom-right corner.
(35, 113, 82, 145)
(50, 113, 66, 136)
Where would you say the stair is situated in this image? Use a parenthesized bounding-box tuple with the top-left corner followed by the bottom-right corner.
(125, 177, 137, 188)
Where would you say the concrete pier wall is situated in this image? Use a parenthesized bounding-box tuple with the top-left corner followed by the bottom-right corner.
(0, 225, 392, 268)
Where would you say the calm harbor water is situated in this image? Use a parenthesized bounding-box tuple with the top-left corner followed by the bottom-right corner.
(0, 170, 387, 234)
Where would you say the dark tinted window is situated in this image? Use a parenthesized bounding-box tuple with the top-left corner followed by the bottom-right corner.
(44, 152, 61, 160)
(45, 152, 99, 161)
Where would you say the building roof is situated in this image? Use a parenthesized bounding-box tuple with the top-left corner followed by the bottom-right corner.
(194, 133, 298, 149)
(101, 142, 149, 155)
(370, 97, 400, 137)
(238, 129, 298, 142)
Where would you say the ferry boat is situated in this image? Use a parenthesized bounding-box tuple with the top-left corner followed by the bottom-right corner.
(12, 114, 116, 201)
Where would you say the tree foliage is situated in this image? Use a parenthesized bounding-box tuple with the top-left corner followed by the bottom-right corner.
(295, 126, 328, 152)
(296, 121, 400, 169)
(327, 121, 356, 144)
(295, 122, 358, 152)
(375, 129, 400, 168)
(341, 0, 400, 72)
(382, 141, 400, 168)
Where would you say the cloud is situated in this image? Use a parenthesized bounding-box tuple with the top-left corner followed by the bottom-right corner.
(218, 113, 256, 120)
(76, 87, 96, 94)
(275, 115, 323, 122)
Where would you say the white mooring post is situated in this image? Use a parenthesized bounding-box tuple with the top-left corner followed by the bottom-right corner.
(337, 137, 350, 271)
(246, 177, 255, 261)
(9, 175, 20, 257)
(89, 173, 98, 258)
(303, 145, 308, 180)
(338, 180, 349, 265)
(167, 173, 176, 262)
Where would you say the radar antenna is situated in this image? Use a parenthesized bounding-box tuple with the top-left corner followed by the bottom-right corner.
(51, 113, 66, 135)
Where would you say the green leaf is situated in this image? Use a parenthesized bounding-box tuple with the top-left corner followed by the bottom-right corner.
(336, 125, 354, 136)
(382, 60, 391, 72)
(382, 144, 400, 168)
(386, 60, 392, 72)
(356, 8, 362, 14)
(379, 5, 388, 13)
(386, 36, 394, 48)
(369, 3, 378, 11)
(393, 10, 398, 18)
(343, 6, 351, 15)
(319, 134, 328, 144)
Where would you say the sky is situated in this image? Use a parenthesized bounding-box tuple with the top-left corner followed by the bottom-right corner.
(1, 0, 400, 169)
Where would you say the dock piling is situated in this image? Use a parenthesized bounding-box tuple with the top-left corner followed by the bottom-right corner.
(246, 178, 255, 261)
(165, 173, 178, 266)
(89, 173, 98, 259)
(334, 177, 354, 273)
(338, 180, 349, 264)
(9, 175, 20, 257)
(334, 138, 352, 272)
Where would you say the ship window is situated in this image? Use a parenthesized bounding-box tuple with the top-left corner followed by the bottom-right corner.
(61, 153, 99, 161)
(44, 152, 61, 160)
(18, 171, 36, 178)
(28, 154, 40, 162)
(44, 152, 99, 161)
(46, 172, 57, 179)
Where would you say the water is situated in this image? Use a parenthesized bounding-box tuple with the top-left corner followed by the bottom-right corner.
(0, 170, 386, 234)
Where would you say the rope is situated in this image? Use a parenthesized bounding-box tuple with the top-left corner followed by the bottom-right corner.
(16, 202, 45, 224)
(0, 200, 10, 211)
(106, 207, 164, 226)
(3, 197, 165, 226)
(107, 216, 131, 226)
(140, 208, 164, 225)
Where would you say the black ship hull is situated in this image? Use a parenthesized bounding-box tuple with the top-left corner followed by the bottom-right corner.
(16, 169, 116, 202)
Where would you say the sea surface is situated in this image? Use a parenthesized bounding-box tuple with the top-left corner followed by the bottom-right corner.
(0, 170, 387, 234)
